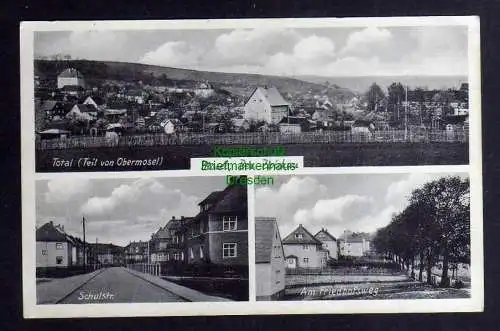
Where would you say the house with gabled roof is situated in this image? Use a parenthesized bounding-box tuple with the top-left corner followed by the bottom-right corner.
(183, 179, 248, 276)
(65, 104, 98, 121)
(57, 68, 85, 89)
(282, 224, 326, 269)
(314, 228, 338, 260)
(36, 221, 83, 268)
(338, 230, 372, 257)
(255, 217, 285, 301)
(243, 86, 290, 124)
(150, 216, 192, 263)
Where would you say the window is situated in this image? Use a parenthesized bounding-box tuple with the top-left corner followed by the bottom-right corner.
(223, 243, 237, 258)
(303, 258, 309, 264)
(302, 245, 309, 250)
(181, 252, 184, 261)
(200, 246, 204, 259)
(294, 233, 303, 239)
(200, 221, 204, 234)
(56, 256, 63, 264)
(55, 243, 64, 250)
(223, 216, 237, 231)
(41, 250, 47, 256)
(190, 248, 194, 259)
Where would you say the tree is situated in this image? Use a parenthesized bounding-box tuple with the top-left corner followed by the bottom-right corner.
(365, 83, 385, 112)
(372, 175, 470, 287)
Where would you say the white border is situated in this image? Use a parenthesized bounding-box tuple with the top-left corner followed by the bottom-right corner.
(21, 16, 483, 318)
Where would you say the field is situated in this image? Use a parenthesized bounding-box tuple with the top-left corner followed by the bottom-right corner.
(36, 142, 468, 172)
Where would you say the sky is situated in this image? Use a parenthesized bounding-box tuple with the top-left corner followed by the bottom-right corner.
(35, 176, 226, 246)
(255, 172, 469, 239)
(34, 25, 468, 77)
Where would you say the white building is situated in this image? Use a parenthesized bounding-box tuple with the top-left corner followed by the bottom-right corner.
(338, 231, 372, 257)
(255, 217, 285, 301)
(282, 224, 327, 269)
(57, 68, 85, 89)
(243, 86, 290, 124)
(36, 221, 82, 268)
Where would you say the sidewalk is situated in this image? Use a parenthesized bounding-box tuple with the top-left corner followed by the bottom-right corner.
(124, 268, 232, 302)
(36, 268, 105, 304)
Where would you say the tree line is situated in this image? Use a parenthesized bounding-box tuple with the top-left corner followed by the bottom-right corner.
(372, 176, 470, 287)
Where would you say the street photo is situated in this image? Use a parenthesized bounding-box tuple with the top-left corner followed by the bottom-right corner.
(34, 175, 248, 304)
(254, 173, 472, 301)
(27, 19, 474, 172)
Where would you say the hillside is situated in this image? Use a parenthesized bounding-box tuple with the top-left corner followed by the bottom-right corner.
(34, 59, 354, 100)
(297, 75, 467, 93)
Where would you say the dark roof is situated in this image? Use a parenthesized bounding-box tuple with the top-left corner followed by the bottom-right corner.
(37, 100, 59, 112)
(210, 184, 247, 213)
(282, 224, 322, 245)
(255, 217, 283, 263)
(278, 116, 312, 127)
(314, 229, 337, 242)
(285, 255, 298, 259)
(338, 231, 372, 242)
(245, 86, 289, 106)
(58, 68, 84, 78)
(60, 85, 85, 91)
(353, 119, 374, 127)
(82, 95, 106, 105)
(36, 222, 69, 242)
(89, 243, 124, 254)
(198, 191, 223, 206)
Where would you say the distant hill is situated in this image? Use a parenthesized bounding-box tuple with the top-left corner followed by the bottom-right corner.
(34, 59, 354, 100)
(297, 75, 468, 93)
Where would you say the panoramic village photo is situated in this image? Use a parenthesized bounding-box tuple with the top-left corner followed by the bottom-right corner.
(33, 24, 470, 172)
(35, 176, 249, 303)
(254, 173, 471, 301)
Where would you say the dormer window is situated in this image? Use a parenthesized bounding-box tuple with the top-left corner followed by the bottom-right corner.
(295, 233, 303, 239)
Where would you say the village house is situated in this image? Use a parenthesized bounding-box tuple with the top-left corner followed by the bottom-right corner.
(351, 119, 376, 134)
(243, 86, 290, 125)
(88, 243, 125, 266)
(255, 217, 285, 301)
(150, 216, 191, 263)
(36, 221, 84, 268)
(231, 118, 250, 133)
(36, 100, 71, 120)
(314, 228, 338, 260)
(160, 118, 183, 134)
(124, 241, 149, 264)
(278, 116, 316, 134)
(282, 224, 328, 269)
(338, 231, 372, 258)
(183, 181, 248, 276)
(66, 104, 98, 121)
(57, 68, 85, 89)
(82, 95, 107, 111)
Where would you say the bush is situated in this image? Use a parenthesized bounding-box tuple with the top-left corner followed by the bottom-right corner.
(454, 280, 465, 289)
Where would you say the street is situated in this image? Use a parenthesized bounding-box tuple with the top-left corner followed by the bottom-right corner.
(58, 267, 186, 304)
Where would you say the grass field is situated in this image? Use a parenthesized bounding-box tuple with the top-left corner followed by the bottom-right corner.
(36, 142, 468, 172)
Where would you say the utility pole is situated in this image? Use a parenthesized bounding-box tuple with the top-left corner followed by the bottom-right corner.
(82, 216, 86, 271)
(405, 85, 408, 140)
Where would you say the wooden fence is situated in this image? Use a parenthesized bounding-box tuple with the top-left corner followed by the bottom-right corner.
(36, 129, 468, 150)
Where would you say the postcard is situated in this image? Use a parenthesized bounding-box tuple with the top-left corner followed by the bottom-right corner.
(21, 16, 482, 318)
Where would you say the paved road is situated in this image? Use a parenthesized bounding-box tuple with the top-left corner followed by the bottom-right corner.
(59, 267, 186, 304)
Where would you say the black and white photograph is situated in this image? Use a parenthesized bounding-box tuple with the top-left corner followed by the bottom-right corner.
(30, 20, 472, 172)
(255, 173, 472, 301)
(34, 175, 249, 304)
